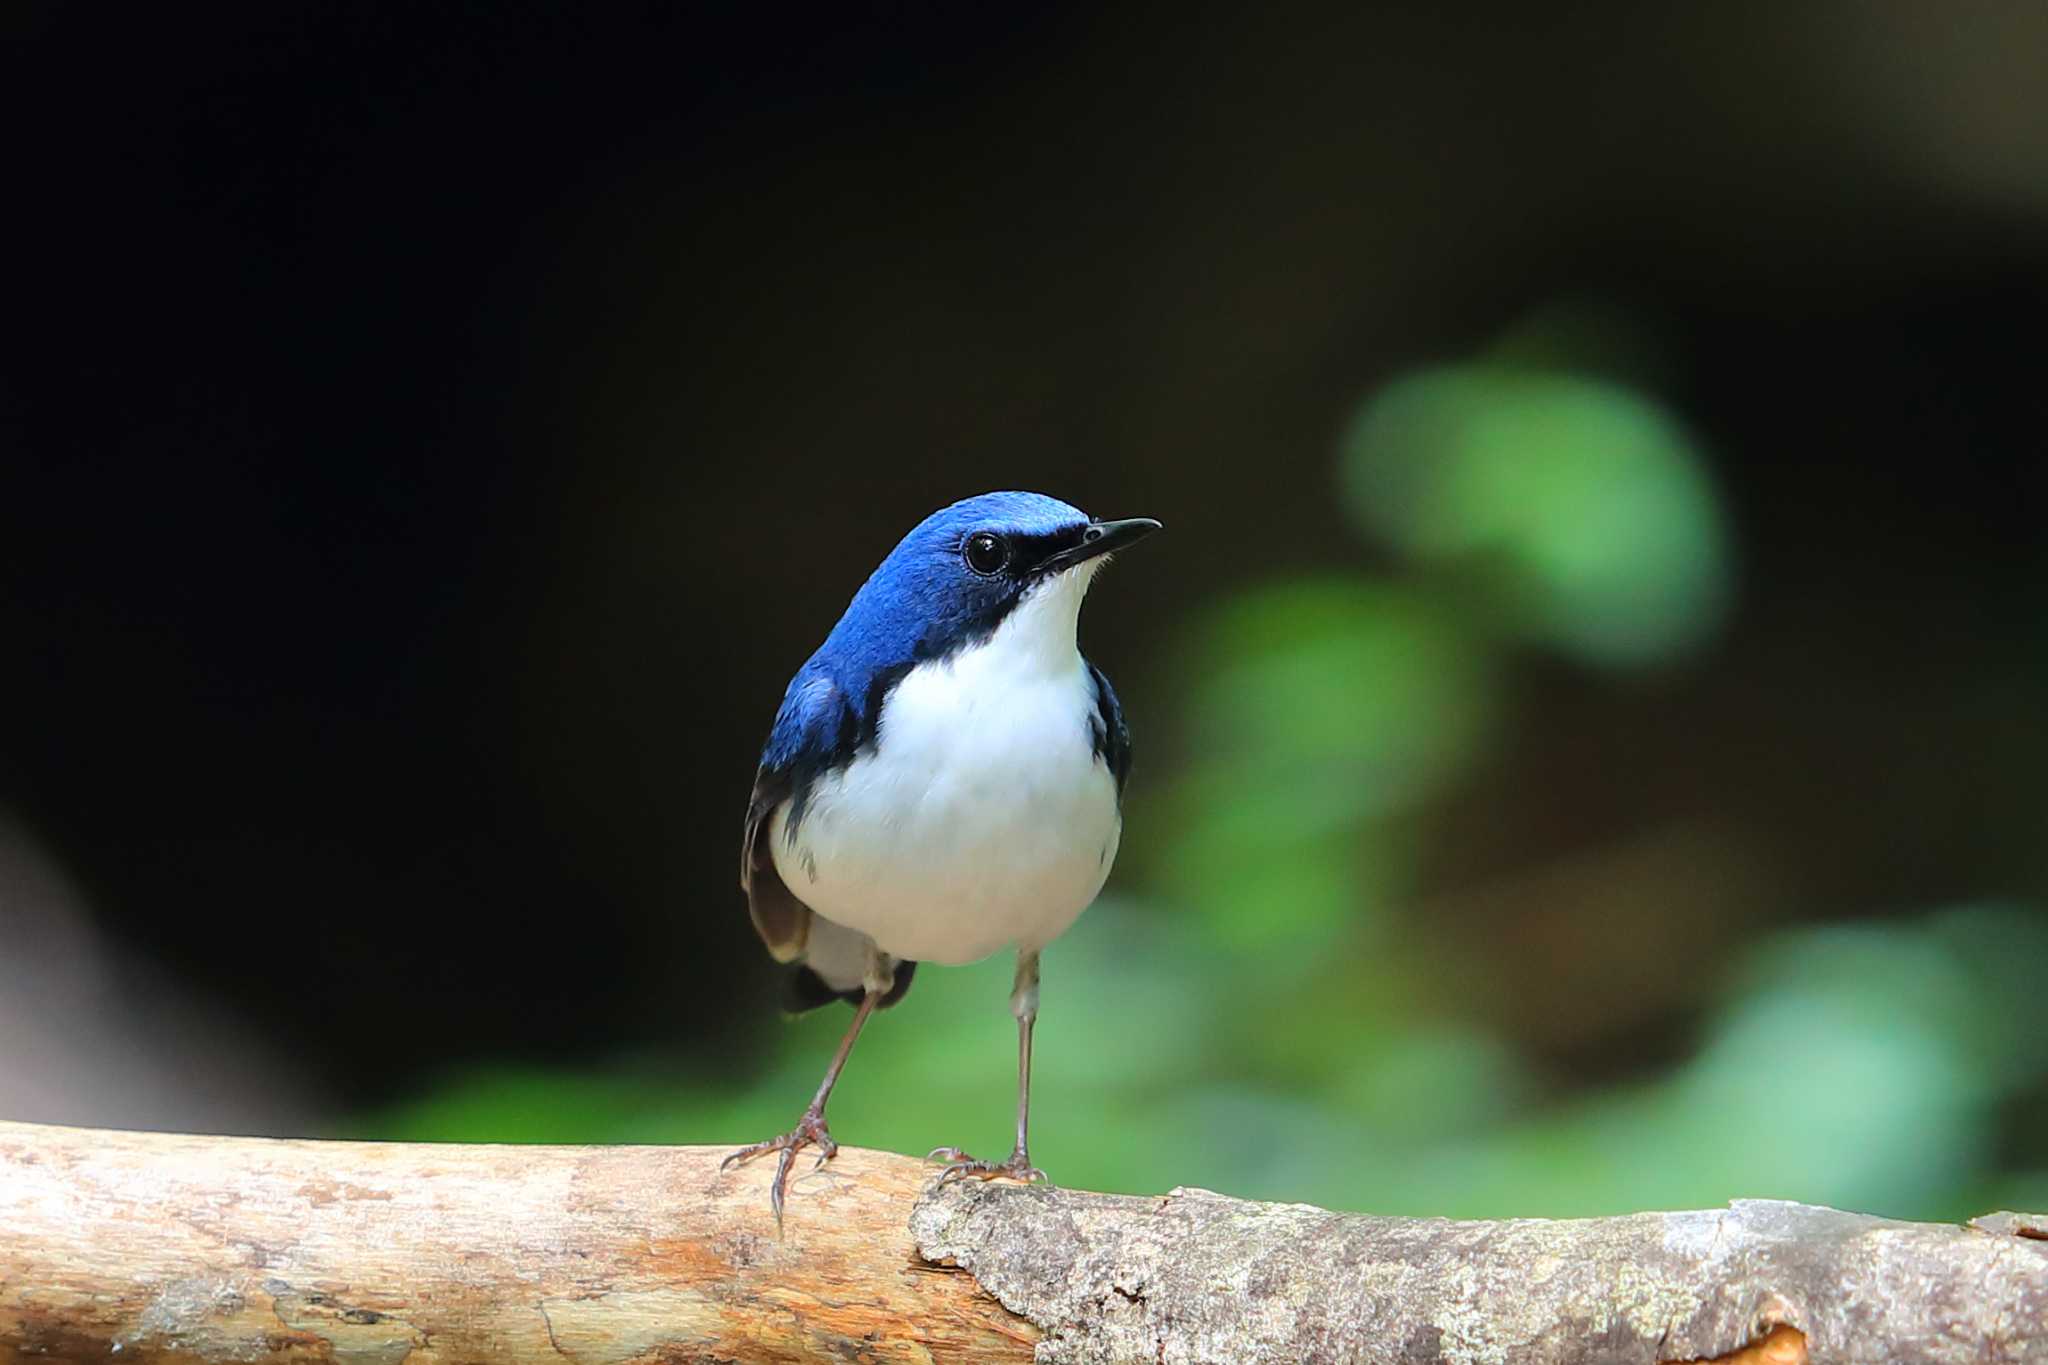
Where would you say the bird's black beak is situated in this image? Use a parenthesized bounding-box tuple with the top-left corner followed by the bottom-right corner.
(1042, 516, 1163, 574)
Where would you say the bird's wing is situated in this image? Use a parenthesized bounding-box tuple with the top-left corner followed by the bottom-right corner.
(740, 673, 855, 962)
(1085, 658, 1133, 795)
(740, 769, 809, 962)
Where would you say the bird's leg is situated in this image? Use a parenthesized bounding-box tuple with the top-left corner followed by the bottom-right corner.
(723, 952, 894, 1225)
(930, 950, 1049, 1186)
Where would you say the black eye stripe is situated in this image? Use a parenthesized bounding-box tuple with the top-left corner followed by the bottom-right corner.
(961, 525, 1091, 577)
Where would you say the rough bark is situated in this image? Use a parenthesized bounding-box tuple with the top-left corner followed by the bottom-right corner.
(0, 1120, 2039, 1364)
(914, 1184, 2046, 1364)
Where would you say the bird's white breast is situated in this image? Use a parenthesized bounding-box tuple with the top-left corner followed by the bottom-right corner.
(769, 572, 1121, 965)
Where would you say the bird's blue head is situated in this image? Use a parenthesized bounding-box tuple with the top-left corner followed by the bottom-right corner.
(758, 491, 1160, 780)
(809, 490, 1161, 683)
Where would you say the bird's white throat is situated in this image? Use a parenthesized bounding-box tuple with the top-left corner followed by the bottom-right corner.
(769, 562, 1121, 971)
(950, 555, 1102, 679)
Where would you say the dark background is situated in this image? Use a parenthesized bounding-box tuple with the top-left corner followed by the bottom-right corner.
(7, 3, 2045, 1214)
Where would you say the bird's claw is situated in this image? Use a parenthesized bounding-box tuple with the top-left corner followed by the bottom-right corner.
(723, 1108, 839, 1226)
(926, 1145, 1049, 1187)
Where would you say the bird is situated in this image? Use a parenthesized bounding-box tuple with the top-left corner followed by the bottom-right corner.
(722, 490, 1160, 1221)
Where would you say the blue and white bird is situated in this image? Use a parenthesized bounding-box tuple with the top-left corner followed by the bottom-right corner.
(723, 491, 1160, 1219)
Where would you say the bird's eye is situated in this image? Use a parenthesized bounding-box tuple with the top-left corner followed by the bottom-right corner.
(963, 531, 1010, 576)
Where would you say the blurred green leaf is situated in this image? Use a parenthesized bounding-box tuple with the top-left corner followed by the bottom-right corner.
(1187, 579, 1493, 790)
(1340, 364, 1731, 667)
(1149, 579, 1493, 953)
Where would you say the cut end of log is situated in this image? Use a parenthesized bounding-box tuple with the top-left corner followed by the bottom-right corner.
(1669, 1324, 1808, 1365)
(1971, 1209, 2048, 1241)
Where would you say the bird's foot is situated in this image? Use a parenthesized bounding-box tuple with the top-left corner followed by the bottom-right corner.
(721, 1107, 838, 1225)
(927, 1145, 1049, 1187)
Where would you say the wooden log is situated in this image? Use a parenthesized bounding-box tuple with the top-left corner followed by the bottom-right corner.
(0, 1119, 2040, 1363)
(0, 1121, 1031, 1363)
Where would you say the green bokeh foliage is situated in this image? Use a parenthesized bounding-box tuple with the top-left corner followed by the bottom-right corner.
(357, 307, 2047, 1222)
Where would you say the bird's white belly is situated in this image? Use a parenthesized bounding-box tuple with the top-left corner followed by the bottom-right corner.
(769, 649, 1121, 965)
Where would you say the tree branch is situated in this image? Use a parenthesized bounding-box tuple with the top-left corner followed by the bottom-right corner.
(0, 1120, 2039, 1363)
